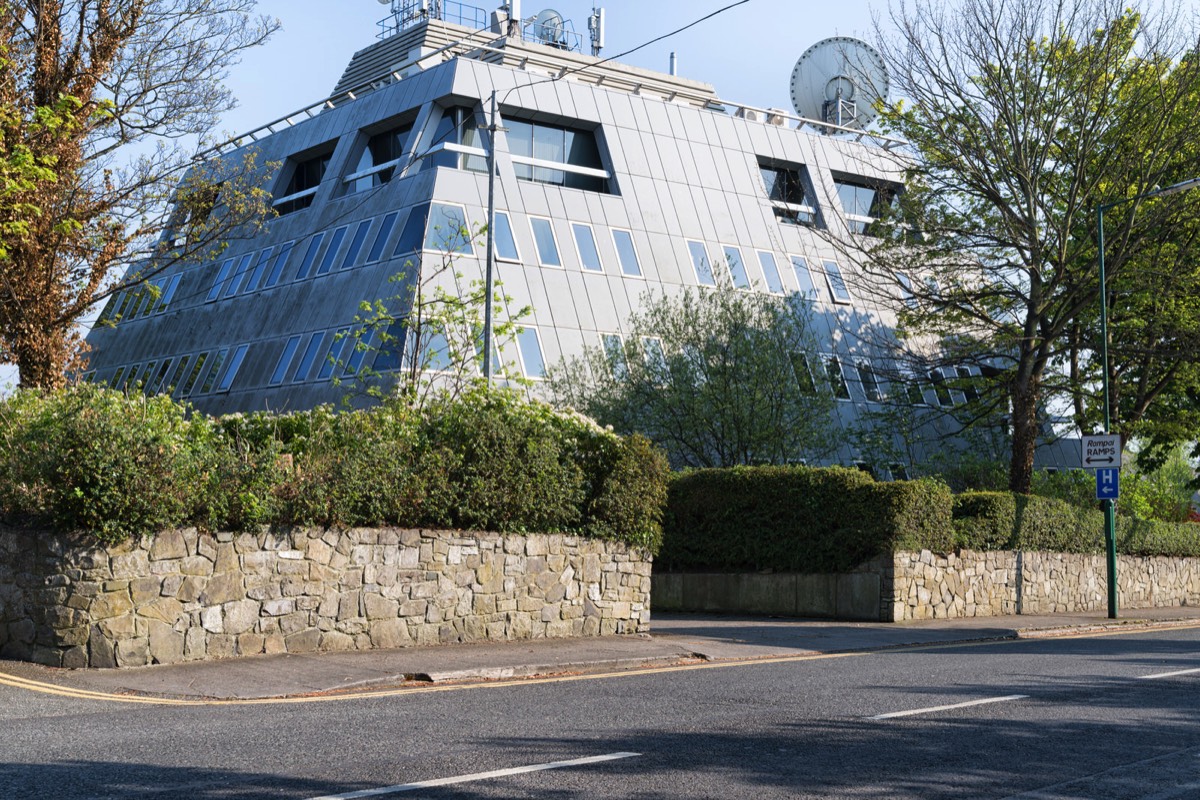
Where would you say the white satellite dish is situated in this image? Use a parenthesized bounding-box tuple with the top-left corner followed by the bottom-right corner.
(532, 8, 566, 46)
(790, 37, 889, 130)
(377, 0, 391, 5)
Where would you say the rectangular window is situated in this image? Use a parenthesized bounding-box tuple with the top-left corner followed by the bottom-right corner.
(113, 291, 136, 322)
(612, 229, 642, 277)
(366, 212, 398, 264)
(393, 204, 430, 258)
(826, 356, 851, 400)
(341, 220, 372, 269)
(216, 344, 249, 393)
(642, 337, 668, 377)
(344, 330, 374, 376)
(602, 333, 627, 379)
(857, 361, 884, 402)
(760, 162, 816, 227)
(293, 332, 325, 382)
(263, 241, 295, 289)
(165, 355, 191, 394)
(136, 362, 156, 390)
(346, 123, 413, 193)
(790, 352, 817, 395)
(275, 149, 332, 215)
(425, 203, 473, 254)
(834, 176, 898, 235)
(223, 253, 255, 298)
(295, 233, 325, 281)
(904, 374, 930, 407)
(956, 366, 980, 402)
(243, 247, 275, 294)
(372, 321, 408, 373)
(424, 107, 485, 173)
(723, 246, 751, 290)
(505, 117, 610, 193)
(156, 274, 182, 313)
(316, 226, 348, 276)
(318, 328, 353, 380)
(109, 366, 126, 389)
(148, 359, 174, 394)
(687, 241, 715, 286)
(270, 336, 302, 386)
(791, 256, 817, 299)
(516, 327, 546, 379)
(416, 330, 452, 372)
(930, 369, 955, 407)
(493, 212, 520, 261)
(530, 217, 562, 266)
(572, 223, 602, 272)
(822, 261, 852, 303)
(206, 258, 234, 302)
(181, 353, 209, 396)
(757, 252, 785, 294)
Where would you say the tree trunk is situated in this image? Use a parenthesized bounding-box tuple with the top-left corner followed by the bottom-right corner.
(1008, 371, 1040, 494)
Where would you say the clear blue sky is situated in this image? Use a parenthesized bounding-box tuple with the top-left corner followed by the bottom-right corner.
(220, 0, 884, 138)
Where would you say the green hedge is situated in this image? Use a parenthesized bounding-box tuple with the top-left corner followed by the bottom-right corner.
(0, 385, 667, 551)
(954, 491, 1200, 557)
(661, 465, 954, 573)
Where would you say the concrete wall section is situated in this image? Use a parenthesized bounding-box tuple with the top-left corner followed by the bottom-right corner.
(0, 527, 651, 669)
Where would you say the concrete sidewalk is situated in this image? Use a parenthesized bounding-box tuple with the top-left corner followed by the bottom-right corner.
(4, 607, 1200, 701)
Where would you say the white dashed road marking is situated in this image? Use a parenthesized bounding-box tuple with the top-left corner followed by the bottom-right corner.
(1139, 667, 1200, 680)
(870, 694, 1029, 720)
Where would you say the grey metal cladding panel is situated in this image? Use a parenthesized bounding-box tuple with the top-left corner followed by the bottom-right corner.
(687, 144, 722, 191)
(614, 125, 650, 178)
(565, 272, 599, 330)
(652, 133, 688, 184)
(575, 271, 619, 332)
(514, 181, 552, 219)
(627, 176, 666, 233)
(565, 79, 601, 122)
(560, 190, 590, 223)
(642, 98, 671, 134)
(605, 91, 638, 130)
(537, 268, 577, 328)
(553, 79, 579, 121)
(644, 232, 685, 287)
(702, 189, 738, 244)
(667, 184, 704, 239)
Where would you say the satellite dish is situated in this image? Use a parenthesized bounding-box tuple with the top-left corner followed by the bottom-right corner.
(376, 0, 391, 5)
(533, 8, 566, 45)
(790, 37, 889, 131)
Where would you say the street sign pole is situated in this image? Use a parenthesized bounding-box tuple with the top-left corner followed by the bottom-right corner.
(1097, 201, 1118, 619)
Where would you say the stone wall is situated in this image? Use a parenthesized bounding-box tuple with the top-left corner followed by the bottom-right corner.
(889, 549, 1200, 621)
(0, 526, 652, 668)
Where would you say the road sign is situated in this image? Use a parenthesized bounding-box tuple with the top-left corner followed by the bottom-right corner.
(1096, 467, 1119, 500)
(1082, 434, 1122, 469)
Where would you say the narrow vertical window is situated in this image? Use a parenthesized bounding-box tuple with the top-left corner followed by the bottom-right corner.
(790, 353, 817, 395)
(687, 241, 715, 286)
(602, 334, 627, 379)
(109, 366, 126, 389)
(292, 332, 326, 382)
(243, 247, 275, 294)
(199, 349, 228, 393)
(270, 336, 302, 385)
(263, 241, 295, 289)
(858, 361, 884, 402)
(181, 353, 209, 396)
(612, 229, 642, 277)
(723, 246, 751, 290)
(822, 261, 852, 303)
(642, 337, 668, 377)
(344, 330, 374, 375)
(216, 345, 249, 392)
(165, 355, 192, 394)
(791, 256, 816, 299)
(366, 212, 398, 264)
(341, 220, 372, 269)
(318, 328, 352, 380)
(425, 203, 473, 254)
(572, 223, 602, 272)
(516, 327, 546, 379)
(372, 321, 408, 373)
(530, 217, 562, 266)
(827, 356, 851, 400)
(294, 232, 326, 281)
(207, 258, 235, 302)
(156, 274, 182, 312)
(493, 212, 520, 261)
(316, 226, 348, 276)
(393, 204, 430, 258)
(757, 251, 785, 294)
(223, 252, 256, 298)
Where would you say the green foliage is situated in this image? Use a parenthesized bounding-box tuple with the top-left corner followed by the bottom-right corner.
(548, 280, 836, 468)
(661, 466, 954, 573)
(0, 385, 666, 551)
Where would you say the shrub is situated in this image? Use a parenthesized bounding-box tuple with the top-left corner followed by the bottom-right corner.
(661, 465, 954, 573)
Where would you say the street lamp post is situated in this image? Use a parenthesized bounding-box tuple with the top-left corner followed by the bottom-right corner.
(1094, 176, 1200, 619)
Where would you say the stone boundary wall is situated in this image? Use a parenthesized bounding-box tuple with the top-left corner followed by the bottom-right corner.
(889, 550, 1200, 621)
(0, 527, 651, 669)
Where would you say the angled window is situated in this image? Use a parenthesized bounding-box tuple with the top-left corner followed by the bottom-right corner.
(165, 355, 192, 394)
(602, 333, 627, 379)
(109, 366, 126, 389)
(826, 356, 851, 400)
(642, 337, 668, 378)
(757, 251, 785, 294)
(203, 350, 231, 393)
(180, 353, 209, 396)
(367, 213, 399, 264)
(822, 261, 852, 303)
(790, 256, 817, 299)
(955, 366, 981, 402)
(223, 252, 255, 298)
(833, 175, 899, 235)
(316, 226, 348, 276)
(243, 247, 275, 294)
(292, 332, 326, 382)
(263, 241, 295, 289)
(903, 373, 931, 407)
(343, 330, 375, 376)
(505, 116, 610, 193)
(393, 204, 430, 258)
(270, 336, 302, 386)
(612, 229, 642, 277)
(341, 220, 372, 269)
(572, 223, 602, 272)
(424, 106, 486, 173)
(790, 352, 817, 395)
(345, 122, 413, 193)
(275, 146, 333, 215)
(206, 258, 235, 302)
(372, 321, 408, 373)
(857, 360, 884, 402)
(687, 240, 715, 286)
(415, 330, 452, 372)
(216, 344, 249, 393)
(425, 203, 473, 254)
(530, 217, 562, 266)
(930, 369, 955, 407)
(294, 233, 326, 281)
(759, 160, 816, 227)
(147, 359, 174, 395)
(319, 328, 353, 380)
(516, 327, 546, 379)
(492, 212, 520, 261)
(723, 246, 751, 290)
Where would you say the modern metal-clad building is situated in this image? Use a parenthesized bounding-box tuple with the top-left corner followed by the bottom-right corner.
(83, 1, 1068, 470)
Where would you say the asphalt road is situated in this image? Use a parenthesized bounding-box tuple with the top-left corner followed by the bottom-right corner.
(3, 627, 1200, 798)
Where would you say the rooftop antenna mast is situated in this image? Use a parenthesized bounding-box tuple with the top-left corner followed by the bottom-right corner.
(587, 6, 605, 57)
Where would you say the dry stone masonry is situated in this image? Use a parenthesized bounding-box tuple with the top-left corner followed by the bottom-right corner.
(888, 549, 1200, 621)
(0, 526, 651, 668)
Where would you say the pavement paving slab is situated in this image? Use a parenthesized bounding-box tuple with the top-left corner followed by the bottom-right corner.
(3, 606, 1200, 701)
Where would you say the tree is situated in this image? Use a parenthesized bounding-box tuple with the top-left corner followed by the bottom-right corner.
(859, 0, 1200, 492)
(547, 280, 836, 469)
(0, 1, 279, 388)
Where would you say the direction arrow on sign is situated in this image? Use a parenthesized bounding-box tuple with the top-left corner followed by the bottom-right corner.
(1082, 434, 1122, 469)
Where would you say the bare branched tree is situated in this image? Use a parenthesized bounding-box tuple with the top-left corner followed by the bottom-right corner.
(0, 0, 279, 387)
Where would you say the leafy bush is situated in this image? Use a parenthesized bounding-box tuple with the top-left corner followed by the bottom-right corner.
(0, 386, 667, 551)
(661, 465, 953, 573)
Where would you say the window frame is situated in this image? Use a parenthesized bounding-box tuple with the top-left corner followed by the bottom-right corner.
(826, 355, 852, 401)
(611, 228, 643, 278)
(529, 216, 563, 267)
(821, 260, 853, 304)
(315, 225, 349, 276)
(492, 211, 521, 263)
(515, 325, 547, 380)
(722, 245, 752, 290)
(571, 222, 603, 273)
(756, 251, 785, 294)
(686, 240, 716, 287)
(423, 202, 474, 255)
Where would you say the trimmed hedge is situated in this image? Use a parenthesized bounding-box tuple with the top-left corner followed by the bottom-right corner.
(661, 465, 954, 573)
(0, 385, 667, 551)
(954, 491, 1200, 558)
